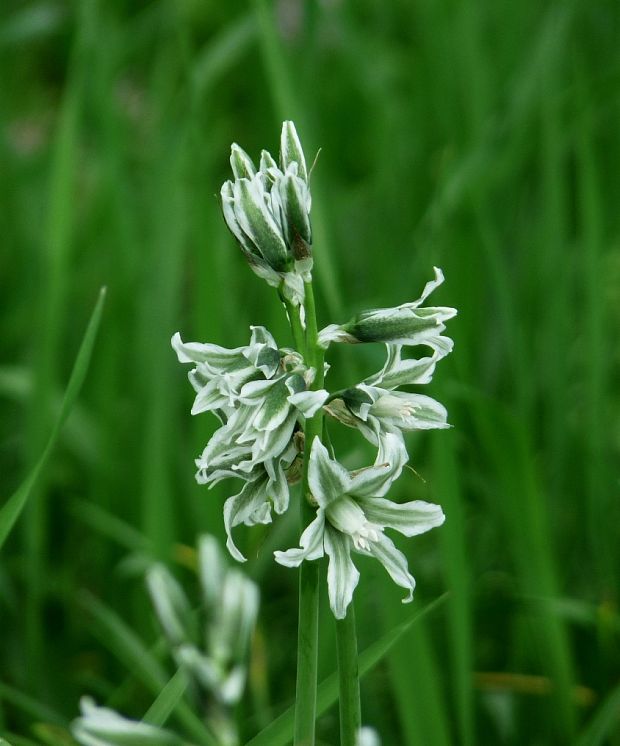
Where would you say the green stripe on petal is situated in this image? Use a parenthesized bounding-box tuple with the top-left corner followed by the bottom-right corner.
(251, 379, 293, 432)
(366, 533, 416, 604)
(355, 497, 445, 537)
(324, 525, 360, 620)
(171, 332, 244, 367)
(343, 305, 456, 345)
(230, 143, 256, 180)
(234, 177, 289, 271)
(274, 509, 326, 567)
(365, 344, 439, 388)
(308, 437, 352, 507)
(280, 121, 308, 182)
(223, 475, 272, 563)
(278, 172, 312, 253)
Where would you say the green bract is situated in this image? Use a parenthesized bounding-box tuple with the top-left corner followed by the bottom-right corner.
(274, 435, 445, 619)
(221, 121, 312, 306)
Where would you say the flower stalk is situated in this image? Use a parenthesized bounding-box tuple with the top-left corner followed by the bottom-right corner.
(336, 602, 362, 746)
(293, 279, 324, 746)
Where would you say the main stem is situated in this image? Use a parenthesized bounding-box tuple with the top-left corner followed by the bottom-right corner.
(336, 603, 362, 745)
(292, 280, 324, 746)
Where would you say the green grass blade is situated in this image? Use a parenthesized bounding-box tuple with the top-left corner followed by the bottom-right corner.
(244, 595, 447, 746)
(80, 591, 169, 692)
(576, 682, 620, 746)
(142, 669, 190, 728)
(82, 593, 217, 746)
(0, 683, 66, 727)
(0, 288, 106, 549)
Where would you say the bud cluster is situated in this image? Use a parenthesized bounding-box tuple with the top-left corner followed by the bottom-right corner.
(221, 121, 313, 306)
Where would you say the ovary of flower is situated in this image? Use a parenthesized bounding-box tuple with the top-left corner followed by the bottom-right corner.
(326, 496, 382, 551)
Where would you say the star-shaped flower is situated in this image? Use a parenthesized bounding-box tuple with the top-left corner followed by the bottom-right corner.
(274, 435, 445, 618)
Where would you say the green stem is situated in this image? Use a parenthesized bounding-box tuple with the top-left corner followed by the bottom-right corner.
(281, 287, 306, 354)
(336, 603, 362, 746)
(292, 280, 324, 746)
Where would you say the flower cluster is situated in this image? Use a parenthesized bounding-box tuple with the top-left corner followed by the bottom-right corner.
(73, 536, 260, 746)
(172, 326, 328, 562)
(221, 121, 312, 306)
(173, 123, 456, 620)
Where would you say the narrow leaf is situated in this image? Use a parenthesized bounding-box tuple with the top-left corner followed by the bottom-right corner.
(142, 669, 191, 727)
(0, 288, 106, 549)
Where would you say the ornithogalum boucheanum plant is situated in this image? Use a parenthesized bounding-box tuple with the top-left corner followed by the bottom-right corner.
(172, 122, 456, 746)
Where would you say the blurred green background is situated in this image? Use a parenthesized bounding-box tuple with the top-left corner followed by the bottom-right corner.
(1, 0, 619, 743)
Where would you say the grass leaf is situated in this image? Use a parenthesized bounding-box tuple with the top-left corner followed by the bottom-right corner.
(0, 287, 106, 550)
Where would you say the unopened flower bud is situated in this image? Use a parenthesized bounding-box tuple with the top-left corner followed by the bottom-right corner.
(280, 120, 308, 182)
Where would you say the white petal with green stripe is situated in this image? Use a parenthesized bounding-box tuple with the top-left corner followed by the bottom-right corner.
(308, 437, 352, 507)
(324, 526, 360, 619)
(274, 509, 326, 567)
(223, 474, 273, 562)
(356, 497, 445, 537)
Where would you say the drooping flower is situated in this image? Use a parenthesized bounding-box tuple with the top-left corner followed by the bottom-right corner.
(274, 435, 445, 619)
(221, 121, 312, 305)
(328, 382, 450, 445)
(318, 267, 456, 350)
(172, 325, 328, 558)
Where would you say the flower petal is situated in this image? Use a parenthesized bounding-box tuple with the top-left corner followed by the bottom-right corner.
(280, 120, 308, 182)
(248, 379, 292, 432)
(234, 176, 289, 271)
(274, 509, 326, 567)
(288, 388, 329, 417)
(365, 344, 439, 388)
(413, 266, 445, 308)
(367, 533, 416, 604)
(324, 525, 360, 619)
(308, 436, 352, 507)
(355, 497, 445, 537)
(230, 143, 256, 180)
(223, 475, 272, 563)
(367, 390, 450, 431)
(171, 332, 243, 368)
(349, 433, 408, 498)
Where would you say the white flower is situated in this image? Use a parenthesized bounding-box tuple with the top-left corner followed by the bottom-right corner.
(194, 371, 328, 485)
(318, 267, 456, 349)
(72, 698, 183, 746)
(335, 383, 450, 445)
(171, 325, 285, 416)
(172, 325, 328, 497)
(274, 435, 445, 619)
